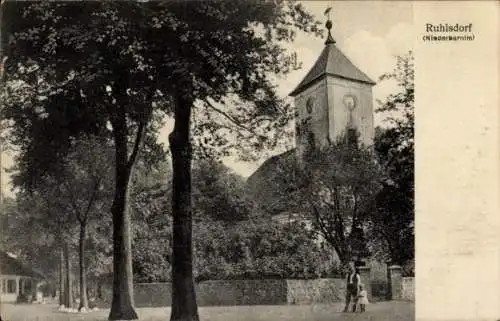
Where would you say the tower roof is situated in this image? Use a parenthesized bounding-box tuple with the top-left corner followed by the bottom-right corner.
(289, 31, 376, 97)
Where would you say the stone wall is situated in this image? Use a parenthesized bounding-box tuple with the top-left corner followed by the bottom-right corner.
(135, 283, 172, 307)
(98, 280, 288, 308)
(286, 279, 345, 304)
(197, 279, 287, 306)
(401, 277, 414, 302)
(97, 276, 390, 308)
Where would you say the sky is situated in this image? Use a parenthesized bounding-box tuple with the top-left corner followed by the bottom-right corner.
(0, 1, 414, 198)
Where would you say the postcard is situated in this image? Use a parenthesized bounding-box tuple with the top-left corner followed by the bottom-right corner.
(0, 1, 498, 321)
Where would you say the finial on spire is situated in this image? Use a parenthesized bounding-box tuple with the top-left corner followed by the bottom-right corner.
(323, 7, 336, 45)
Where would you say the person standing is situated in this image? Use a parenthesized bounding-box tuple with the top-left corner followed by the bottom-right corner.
(357, 284, 369, 312)
(343, 262, 361, 313)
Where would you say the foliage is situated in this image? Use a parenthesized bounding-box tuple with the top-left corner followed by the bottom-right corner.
(273, 137, 385, 264)
(56, 136, 114, 224)
(376, 51, 414, 147)
(194, 218, 340, 281)
(1, 183, 114, 294)
(84, 219, 113, 280)
(0, 197, 21, 250)
(1, 1, 322, 166)
(0, 136, 116, 308)
(401, 260, 415, 277)
(0, 189, 74, 283)
(192, 159, 252, 223)
(128, 159, 339, 283)
(369, 51, 414, 266)
(130, 160, 172, 283)
(129, 159, 259, 282)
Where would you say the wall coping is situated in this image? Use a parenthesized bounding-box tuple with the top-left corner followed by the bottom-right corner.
(134, 278, 347, 287)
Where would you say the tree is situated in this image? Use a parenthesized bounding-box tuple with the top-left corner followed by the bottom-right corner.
(0, 197, 18, 250)
(0, 195, 60, 303)
(6, 136, 114, 310)
(376, 51, 414, 151)
(2, 3, 166, 318)
(148, 5, 320, 319)
(275, 137, 385, 265)
(2, 2, 321, 320)
(1, 136, 116, 309)
(56, 136, 114, 311)
(370, 51, 414, 268)
(1, 184, 75, 307)
(84, 216, 113, 299)
(129, 158, 255, 283)
(129, 159, 172, 283)
(193, 217, 338, 281)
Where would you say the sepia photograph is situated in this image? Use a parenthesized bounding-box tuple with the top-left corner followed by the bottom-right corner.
(0, 1, 422, 321)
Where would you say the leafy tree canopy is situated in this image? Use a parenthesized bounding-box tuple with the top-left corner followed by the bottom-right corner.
(1, 0, 322, 179)
(370, 51, 414, 267)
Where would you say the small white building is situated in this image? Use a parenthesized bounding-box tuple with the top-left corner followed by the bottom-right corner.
(0, 251, 45, 303)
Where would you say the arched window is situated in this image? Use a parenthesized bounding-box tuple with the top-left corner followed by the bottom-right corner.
(347, 128, 358, 146)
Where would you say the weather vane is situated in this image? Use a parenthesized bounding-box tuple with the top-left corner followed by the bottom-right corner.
(324, 6, 332, 21)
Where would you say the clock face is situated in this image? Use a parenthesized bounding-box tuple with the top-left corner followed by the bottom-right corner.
(343, 95, 357, 111)
(306, 97, 314, 114)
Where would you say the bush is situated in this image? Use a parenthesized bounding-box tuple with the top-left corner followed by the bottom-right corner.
(402, 260, 414, 277)
(193, 218, 342, 281)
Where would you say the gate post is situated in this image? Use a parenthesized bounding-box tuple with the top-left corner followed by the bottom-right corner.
(388, 265, 402, 300)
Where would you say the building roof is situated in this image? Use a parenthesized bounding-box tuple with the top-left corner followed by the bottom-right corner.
(0, 251, 45, 279)
(289, 40, 376, 97)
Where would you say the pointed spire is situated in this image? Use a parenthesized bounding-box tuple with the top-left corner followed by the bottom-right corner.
(289, 5, 376, 97)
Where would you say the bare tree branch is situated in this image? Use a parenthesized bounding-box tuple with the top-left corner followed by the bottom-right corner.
(204, 99, 266, 139)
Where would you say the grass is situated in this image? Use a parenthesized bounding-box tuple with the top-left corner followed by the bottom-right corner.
(1, 302, 414, 321)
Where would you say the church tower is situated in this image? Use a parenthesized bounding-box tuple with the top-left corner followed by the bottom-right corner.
(290, 17, 376, 161)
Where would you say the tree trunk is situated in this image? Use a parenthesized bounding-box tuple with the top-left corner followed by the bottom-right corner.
(59, 246, 65, 306)
(108, 118, 138, 321)
(169, 92, 199, 321)
(79, 222, 89, 311)
(63, 241, 73, 309)
(332, 188, 350, 265)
